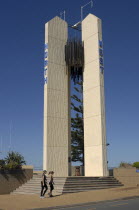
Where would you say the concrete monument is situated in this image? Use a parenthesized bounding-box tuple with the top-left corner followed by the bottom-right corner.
(43, 14, 108, 177)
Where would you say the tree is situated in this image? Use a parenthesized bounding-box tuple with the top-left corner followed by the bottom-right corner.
(5, 151, 26, 169)
(119, 161, 133, 168)
(71, 81, 84, 165)
(0, 159, 5, 169)
(133, 162, 139, 169)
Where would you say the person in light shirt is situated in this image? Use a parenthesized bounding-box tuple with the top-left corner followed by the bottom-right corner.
(40, 170, 48, 198)
(48, 171, 54, 197)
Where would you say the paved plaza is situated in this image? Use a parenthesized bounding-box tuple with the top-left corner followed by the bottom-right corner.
(31, 197, 139, 210)
(0, 187, 139, 210)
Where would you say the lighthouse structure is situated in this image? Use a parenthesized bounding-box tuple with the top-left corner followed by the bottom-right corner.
(43, 13, 108, 177)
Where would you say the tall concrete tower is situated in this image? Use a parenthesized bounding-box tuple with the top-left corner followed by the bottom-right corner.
(43, 14, 108, 177)
(43, 17, 71, 177)
(82, 14, 108, 176)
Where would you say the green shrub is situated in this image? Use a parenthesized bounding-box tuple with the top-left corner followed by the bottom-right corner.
(119, 161, 133, 168)
(133, 162, 139, 169)
(0, 159, 5, 169)
(5, 151, 26, 167)
(0, 151, 26, 170)
(4, 161, 21, 169)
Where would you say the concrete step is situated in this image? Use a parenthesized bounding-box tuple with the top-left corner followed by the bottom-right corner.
(30, 179, 65, 182)
(12, 175, 66, 195)
(14, 186, 123, 195)
(13, 189, 62, 193)
(18, 185, 120, 189)
(18, 182, 121, 186)
(33, 176, 115, 179)
(64, 180, 122, 183)
(12, 192, 62, 195)
(20, 183, 63, 186)
(64, 180, 119, 182)
(13, 188, 63, 192)
(64, 181, 120, 183)
(62, 176, 123, 194)
(66, 178, 116, 182)
(13, 185, 122, 194)
(64, 183, 123, 187)
(65, 177, 116, 179)
(16, 187, 63, 190)
(62, 186, 122, 193)
(18, 186, 63, 190)
(13, 191, 62, 195)
(64, 184, 123, 188)
(28, 181, 119, 184)
(16, 187, 63, 191)
(13, 190, 62, 193)
(29, 180, 65, 183)
(12, 176, 123, 195)
(20, 176, 66, 180)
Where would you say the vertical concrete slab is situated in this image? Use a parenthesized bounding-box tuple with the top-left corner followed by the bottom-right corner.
(43, 17, 71, 176)
(82, 14, 108, 176)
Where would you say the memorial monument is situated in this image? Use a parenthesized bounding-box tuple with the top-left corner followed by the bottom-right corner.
(43, 13, 108, 177)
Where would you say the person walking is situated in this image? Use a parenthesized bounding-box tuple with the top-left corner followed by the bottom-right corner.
(49, 171, 54, 197)
(40, 170, 48, 198)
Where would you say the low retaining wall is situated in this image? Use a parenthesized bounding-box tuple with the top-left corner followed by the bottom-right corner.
(113, 168, 139, 187)
(0, 166, 33, 194)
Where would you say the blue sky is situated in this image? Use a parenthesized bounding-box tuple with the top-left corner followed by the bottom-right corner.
(0, 0, 139, 169)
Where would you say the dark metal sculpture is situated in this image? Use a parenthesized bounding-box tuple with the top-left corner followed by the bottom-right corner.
(65, 38, 84, 82)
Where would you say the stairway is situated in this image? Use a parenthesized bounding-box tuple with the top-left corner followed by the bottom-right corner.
(12, 173, 66, 195)
(63, 177, 123, 193)
(12, 174, 123, 195)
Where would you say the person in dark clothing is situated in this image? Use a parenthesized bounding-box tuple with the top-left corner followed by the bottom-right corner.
(49, 171, 54, 197)
(40, 170, 48, 198)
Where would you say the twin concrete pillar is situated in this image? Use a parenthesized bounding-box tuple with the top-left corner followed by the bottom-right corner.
(43, 14, 108, 177)
(43, 17, 70, 177)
